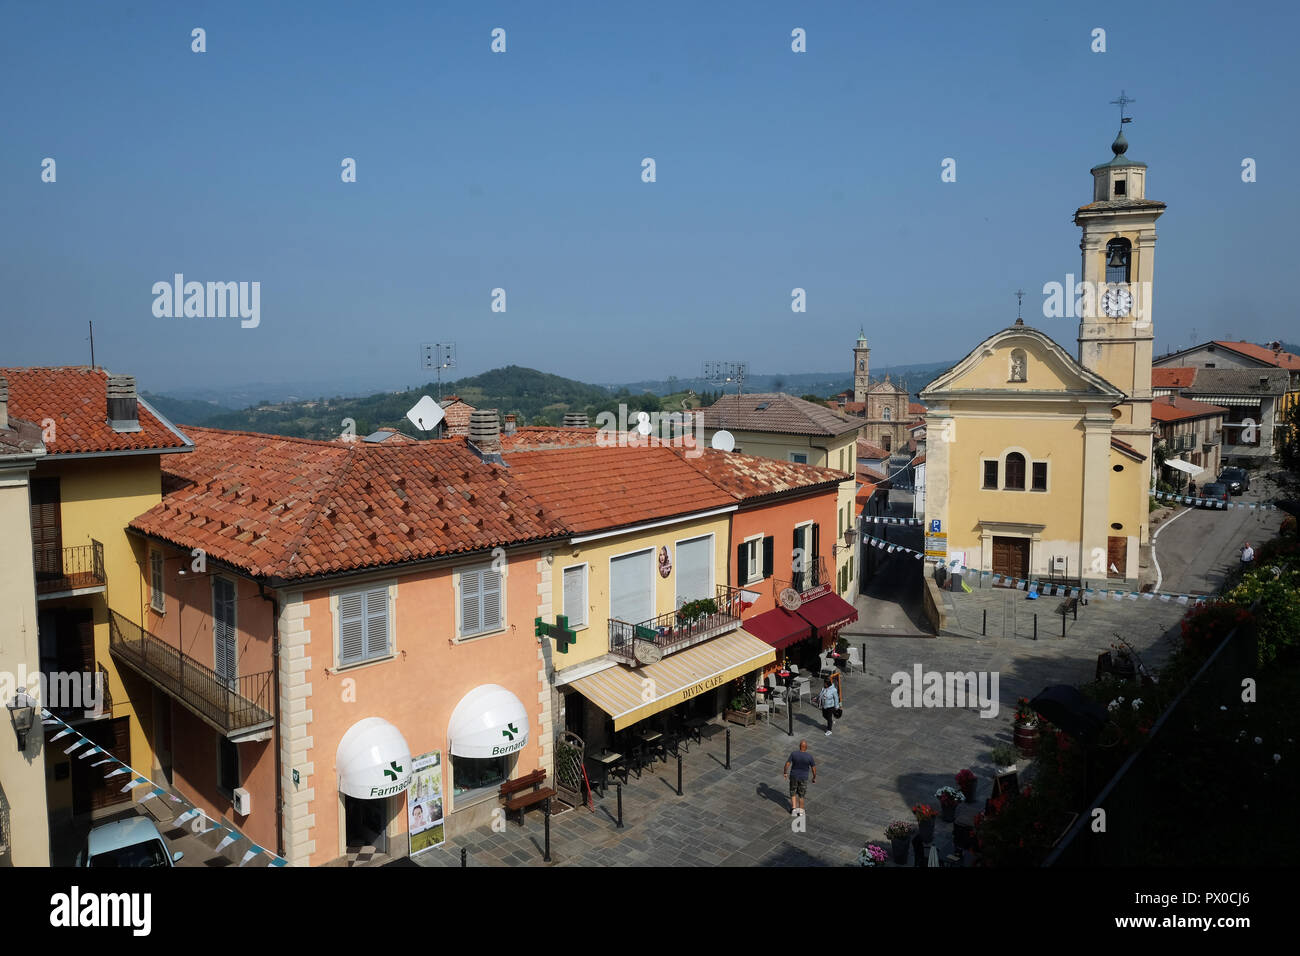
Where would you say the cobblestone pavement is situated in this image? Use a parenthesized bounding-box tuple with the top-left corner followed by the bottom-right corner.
(412, 585, 1187, 868)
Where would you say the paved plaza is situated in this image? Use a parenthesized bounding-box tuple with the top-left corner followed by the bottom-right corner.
(411, 573, 1189, 868)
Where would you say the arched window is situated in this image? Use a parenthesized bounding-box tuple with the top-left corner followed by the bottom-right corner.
(1005, 453, 1026, 490)
(1010, 349, 1027, 383)
(1105, 238, 1131, 285)
(882, 407, 891, 421)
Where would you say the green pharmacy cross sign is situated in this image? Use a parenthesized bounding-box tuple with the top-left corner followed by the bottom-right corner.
(535, 614, 577, 653)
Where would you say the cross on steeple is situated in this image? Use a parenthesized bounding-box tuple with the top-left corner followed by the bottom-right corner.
(1110, 90, 1136, 125)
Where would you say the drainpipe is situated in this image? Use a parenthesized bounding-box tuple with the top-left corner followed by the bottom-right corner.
(257, 583, 285, 859)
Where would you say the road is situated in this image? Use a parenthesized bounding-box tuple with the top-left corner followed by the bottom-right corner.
(1152, 471, 1286, 595)
(848, 489, 932, 636)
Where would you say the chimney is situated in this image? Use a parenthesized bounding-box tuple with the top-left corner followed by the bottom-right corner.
(107, 374, 141, 432)
(563, 412, 589, 428)
(503, 414, 517, 435)
(0, 376, 8, 431)
(469, 408, 502, 456)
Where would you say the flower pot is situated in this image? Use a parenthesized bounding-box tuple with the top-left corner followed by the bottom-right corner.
(917, 818, 936, 843)
(1013, 722, 1038, 757)
(958, 779, 976, 803)
(890, 836, 909, 864)
(940, 802, 957, 823)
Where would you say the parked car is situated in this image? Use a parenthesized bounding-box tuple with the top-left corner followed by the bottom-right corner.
(1198, 483, 1229, 509)
(1217, 467, 1250, 495)
(76, 816, 183, 867)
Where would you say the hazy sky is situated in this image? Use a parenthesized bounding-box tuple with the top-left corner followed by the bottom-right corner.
(3, 1, 1297, 395)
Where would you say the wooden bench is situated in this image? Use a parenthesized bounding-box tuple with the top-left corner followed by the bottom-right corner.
(499, 769, 556, 826)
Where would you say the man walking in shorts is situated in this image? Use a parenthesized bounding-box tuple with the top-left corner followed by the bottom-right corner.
(784, 739, 817, 815)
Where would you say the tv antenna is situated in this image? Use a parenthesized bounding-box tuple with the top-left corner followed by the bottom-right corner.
(702, 361, 746, 396)
(422, 343, 457, 401)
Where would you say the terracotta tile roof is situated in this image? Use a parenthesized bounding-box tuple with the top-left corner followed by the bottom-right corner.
(1076, 199, 1167, 212)
(131, 426, 568, 581)
(912, 453, 926, 466)
(909, 402, 927, 416)
(700, 393, 863, 437)
(841, 401, 866, 414)
(858, 466, 887, 484)
(1110, 436, 1146, 461)
(499, 426, 602, 451)
(363, 427, 417, 444)
(854, 481, 878, 515)
(1151, 367, 1197, 389)
(1211, 341, 1300, 371)
(440, 397, 477, 437)
(1150, 395, 1227, 423)
(1, 366, 190, 457)
(856, 439, 888, 459)
(502, 445, 735, 534)
(679, 448, 847, 501)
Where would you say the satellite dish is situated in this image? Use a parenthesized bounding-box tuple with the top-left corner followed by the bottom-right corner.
(405, 395, 446, 432)
(779, 588, 802, 611)
(711, 429, 735, 452)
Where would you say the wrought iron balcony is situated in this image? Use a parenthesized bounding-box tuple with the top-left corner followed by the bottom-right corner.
(108, 610, 273, 738)
(608, 584, 745, 665)
(35, 540, 106, 599)
(771, 555, 828, 602)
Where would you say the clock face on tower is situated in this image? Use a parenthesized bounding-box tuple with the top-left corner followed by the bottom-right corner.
(1102, 288, 1132, 318)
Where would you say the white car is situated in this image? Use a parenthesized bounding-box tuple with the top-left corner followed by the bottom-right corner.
(77, 816, 184, 867)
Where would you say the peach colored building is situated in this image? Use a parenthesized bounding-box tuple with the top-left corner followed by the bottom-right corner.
(128, 426, 569, 865)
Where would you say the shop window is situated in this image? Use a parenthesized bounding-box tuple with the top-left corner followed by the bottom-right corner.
(452, 755, 508, 799)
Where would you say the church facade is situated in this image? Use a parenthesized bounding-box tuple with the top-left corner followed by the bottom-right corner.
(919, 125, 1163, 589)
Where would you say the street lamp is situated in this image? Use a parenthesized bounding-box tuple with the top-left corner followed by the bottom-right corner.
(7, 687, 37, 750)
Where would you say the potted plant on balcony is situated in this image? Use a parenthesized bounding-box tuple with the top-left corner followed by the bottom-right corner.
(884, 821, 916, 864)
(723, 674, 757, 726)
(676, 598, 718, 634)
(990, 744, 1018, 774)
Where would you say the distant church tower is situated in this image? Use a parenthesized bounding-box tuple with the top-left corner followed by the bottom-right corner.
(1074, 99, 1165, 543)
(853, 329, 871, 403)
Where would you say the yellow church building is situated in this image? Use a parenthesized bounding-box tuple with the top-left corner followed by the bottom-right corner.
(920, 123, 1164, 590)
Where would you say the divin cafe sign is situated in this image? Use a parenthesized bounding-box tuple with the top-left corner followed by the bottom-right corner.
(676, 673, 725, 705)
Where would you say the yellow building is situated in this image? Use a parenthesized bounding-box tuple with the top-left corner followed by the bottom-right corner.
(0, 378, 49, 866)
(700, 393, 860, 601)
(1, 367, 191, 859)
(920, 126, 1165, 590)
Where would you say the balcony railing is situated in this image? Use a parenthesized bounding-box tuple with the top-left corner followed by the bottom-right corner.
(108, 610, 273, 738)
(772, 555, 828, 602)
(35, 540, 106, 598)
(608, 584, 745, 665)
(36, 660, 113, 721)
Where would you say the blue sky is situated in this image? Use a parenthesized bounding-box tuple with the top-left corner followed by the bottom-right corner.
(3, 0, 1297, 396)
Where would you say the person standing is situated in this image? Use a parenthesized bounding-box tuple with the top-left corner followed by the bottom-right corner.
(783, 740, 817, 815)
(1241, 541, 1254, 567)
(1188, 479, 1197, 498)
(819, 676, 841, 736)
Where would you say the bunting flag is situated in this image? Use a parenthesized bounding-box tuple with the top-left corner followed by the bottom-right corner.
(861, 533, 1211, 607)
(39, 709, 289, 868)
(1151, 490, 1279, 510)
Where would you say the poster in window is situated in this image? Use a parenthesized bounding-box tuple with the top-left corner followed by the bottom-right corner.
(407, 750, 446, 857)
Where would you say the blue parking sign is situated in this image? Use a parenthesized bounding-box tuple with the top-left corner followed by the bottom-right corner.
(929, 519, 941, 533)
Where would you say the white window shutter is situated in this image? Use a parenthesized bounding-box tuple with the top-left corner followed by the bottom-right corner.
(460, 570, 481, 635)
(339, 591, 364, 663)
(482, 569, 502, 632)
(563, 567, 586, 628)
(365, 588, 388, 657)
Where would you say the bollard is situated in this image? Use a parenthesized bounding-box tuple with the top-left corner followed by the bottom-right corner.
(677, 754, 683, 796)
(725, 728, 731, 769)
(982, 609, 987, 636)
(788, 697, 794, 736)
(1033, 613, 1038, 641)
(544, 797, 552, 862)
(1062, 613, 1066, 638)
(860, 643, 866, 673)
(460, 847, 467, 868)
(616, 783, 624, 828)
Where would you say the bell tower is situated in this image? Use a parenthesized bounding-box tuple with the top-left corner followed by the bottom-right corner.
(853, 329, 870, 403)
(1075, 92, 1167, 545)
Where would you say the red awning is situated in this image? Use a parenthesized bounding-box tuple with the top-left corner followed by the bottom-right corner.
(796, 593, 859, 637)
(742, 607, 812, 651)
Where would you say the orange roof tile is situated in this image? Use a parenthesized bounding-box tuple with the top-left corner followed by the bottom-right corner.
(1150, 395, 1227, 423)
(1, 366, 190, 456)
(1152, 367, 1197, 389)
(1211, 341, 1300, 371)
(499, 426, 602, 451)
(1110, 436, 1146, 461)
(131, 426, 567, 581)
(678, 448, 847, 501)
(857, 439, 888, 459)
(503, 445, 735, 534)
(909, 402, 927, 416)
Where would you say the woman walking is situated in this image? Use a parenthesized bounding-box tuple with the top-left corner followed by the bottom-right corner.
(819, 676, 841, 736)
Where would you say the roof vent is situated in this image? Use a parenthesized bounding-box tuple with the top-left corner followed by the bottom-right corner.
(754, 402, 770, 412)
(468, 408, 503, 462)
(107, 374, 142, 433)
(562, 412, 589, 428)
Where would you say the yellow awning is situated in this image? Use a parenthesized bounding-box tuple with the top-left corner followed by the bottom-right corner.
(570, 630, 776, 731)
